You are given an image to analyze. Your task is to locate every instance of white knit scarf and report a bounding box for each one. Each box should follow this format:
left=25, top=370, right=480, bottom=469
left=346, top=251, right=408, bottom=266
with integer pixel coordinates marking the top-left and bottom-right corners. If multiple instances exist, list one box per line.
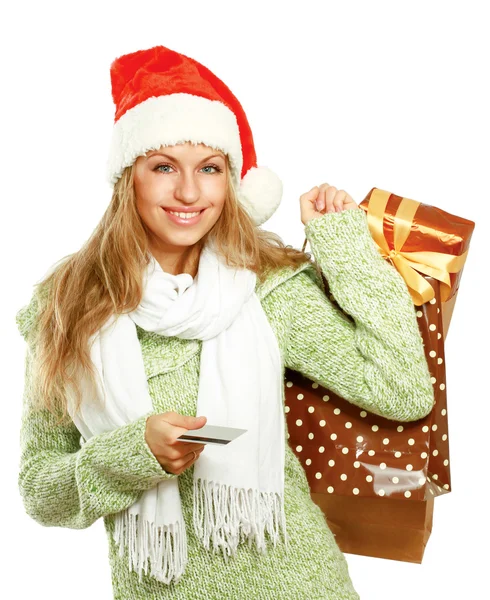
left=64, top=240, right=289, bottom=584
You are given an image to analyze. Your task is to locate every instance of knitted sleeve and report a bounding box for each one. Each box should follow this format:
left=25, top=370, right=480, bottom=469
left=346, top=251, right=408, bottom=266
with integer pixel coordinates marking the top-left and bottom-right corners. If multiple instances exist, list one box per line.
left=15, top=295, right=177, bottom=529
left=283, top=207, right=435, bottom=422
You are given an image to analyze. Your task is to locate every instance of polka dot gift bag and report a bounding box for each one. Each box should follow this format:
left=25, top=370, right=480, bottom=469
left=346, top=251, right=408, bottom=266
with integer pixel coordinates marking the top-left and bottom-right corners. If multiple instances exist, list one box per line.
left=286, top=188, right=475, bottom=563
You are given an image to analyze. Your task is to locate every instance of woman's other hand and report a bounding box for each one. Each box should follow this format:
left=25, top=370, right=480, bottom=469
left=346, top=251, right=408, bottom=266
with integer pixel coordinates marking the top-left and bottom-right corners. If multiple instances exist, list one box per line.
left=300, top=183, right=358, bottom=226
left=145, top=412, right=207, bottom=474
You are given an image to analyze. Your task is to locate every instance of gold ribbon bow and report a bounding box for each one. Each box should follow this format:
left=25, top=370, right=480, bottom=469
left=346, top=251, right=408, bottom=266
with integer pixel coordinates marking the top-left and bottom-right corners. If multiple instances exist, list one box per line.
left=367, top=189, right=468, bottom=306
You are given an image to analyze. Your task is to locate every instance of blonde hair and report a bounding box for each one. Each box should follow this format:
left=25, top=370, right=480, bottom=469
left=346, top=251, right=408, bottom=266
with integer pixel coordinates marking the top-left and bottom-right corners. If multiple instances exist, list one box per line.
left=20, top=155, right=313, bottom=427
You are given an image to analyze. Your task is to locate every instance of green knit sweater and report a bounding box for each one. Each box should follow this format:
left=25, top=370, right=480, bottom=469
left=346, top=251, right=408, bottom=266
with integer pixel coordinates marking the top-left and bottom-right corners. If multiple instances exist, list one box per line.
left=15, top=208, right=435, bottom=600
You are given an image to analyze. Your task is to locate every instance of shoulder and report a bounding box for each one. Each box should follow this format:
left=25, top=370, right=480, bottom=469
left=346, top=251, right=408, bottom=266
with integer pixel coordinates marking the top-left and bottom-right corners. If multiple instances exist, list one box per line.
left=16, top=292, right=41, bottom=344
left=15, top=257, right=69, bottom=344
left=15, top=282, right=52, bottom=346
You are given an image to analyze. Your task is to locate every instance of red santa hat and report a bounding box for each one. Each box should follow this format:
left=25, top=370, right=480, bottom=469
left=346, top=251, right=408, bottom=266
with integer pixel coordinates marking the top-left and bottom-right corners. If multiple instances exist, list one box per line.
left=106, top=45, right=283, bottom=226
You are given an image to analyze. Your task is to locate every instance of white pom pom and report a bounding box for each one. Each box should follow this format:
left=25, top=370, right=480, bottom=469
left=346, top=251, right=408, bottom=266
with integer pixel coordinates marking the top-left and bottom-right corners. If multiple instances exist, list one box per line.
left=237, top=166, right=283, bottom=226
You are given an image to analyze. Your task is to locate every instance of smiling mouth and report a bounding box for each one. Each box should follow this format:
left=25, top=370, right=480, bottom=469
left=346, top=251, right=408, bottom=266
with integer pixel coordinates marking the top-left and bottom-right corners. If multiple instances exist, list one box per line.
left=161, top=207, right=207, bottom=224
left=162, top=206, right=206, bottom=214
left=164, top=209, right=204, bottom=217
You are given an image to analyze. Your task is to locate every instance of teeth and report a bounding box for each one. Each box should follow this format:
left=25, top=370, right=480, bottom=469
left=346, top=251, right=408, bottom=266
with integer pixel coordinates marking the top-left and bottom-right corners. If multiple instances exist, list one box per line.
left=167, top=210, right=202, bottom=219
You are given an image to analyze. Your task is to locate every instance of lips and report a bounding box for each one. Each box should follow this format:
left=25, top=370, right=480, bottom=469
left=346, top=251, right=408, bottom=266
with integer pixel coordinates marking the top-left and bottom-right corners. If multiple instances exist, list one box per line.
left=164, top=209, right=204, bottom=216
left=162, top=207, right=207, bottom=225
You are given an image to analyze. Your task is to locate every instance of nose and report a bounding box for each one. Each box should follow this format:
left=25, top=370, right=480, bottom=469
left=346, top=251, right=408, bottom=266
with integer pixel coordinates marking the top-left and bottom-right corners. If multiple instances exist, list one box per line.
left=173, top=172, right=200, bottom=204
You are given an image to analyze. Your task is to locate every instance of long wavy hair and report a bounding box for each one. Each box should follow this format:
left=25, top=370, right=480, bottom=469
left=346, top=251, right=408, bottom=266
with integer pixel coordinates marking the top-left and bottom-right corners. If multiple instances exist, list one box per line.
left=22, top=153, right=314, bottom=427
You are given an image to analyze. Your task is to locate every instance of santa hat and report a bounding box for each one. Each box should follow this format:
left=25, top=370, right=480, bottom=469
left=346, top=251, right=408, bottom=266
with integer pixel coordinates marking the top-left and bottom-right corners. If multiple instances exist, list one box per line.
left=106, top=45, right=283, bottom=226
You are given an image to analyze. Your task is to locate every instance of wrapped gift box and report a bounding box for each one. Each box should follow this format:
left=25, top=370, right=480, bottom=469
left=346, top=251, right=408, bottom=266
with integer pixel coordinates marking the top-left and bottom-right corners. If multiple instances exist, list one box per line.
left=285, top=187, right=475, bottom=563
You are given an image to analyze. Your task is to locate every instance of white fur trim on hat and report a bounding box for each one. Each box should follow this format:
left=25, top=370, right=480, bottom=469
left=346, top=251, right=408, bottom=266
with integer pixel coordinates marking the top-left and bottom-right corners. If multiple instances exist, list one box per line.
left=106, top=92, right=282, bottom=225
left=106, top=93, right=242, bottom=187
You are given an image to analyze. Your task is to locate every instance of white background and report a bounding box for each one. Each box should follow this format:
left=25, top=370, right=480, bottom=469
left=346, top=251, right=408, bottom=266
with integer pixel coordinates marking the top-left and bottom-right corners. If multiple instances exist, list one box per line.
left=2, top=1, right=488, bottom=598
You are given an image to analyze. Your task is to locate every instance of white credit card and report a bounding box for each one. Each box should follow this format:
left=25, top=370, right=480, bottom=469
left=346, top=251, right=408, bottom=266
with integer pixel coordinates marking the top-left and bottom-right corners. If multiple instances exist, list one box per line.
left=177, top=424, right=247, bottom=446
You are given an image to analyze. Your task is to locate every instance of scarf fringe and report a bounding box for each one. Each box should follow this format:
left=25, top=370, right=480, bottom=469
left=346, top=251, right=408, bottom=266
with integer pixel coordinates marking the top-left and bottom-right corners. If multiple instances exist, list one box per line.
left=192, top=477, right=289, bottom=561
left=113, top=510, right=188, bottom=585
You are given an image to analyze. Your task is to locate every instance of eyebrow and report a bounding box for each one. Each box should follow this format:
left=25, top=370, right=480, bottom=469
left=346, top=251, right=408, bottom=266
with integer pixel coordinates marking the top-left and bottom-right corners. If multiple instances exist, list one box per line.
left=146, top=151, right=225, bottom=162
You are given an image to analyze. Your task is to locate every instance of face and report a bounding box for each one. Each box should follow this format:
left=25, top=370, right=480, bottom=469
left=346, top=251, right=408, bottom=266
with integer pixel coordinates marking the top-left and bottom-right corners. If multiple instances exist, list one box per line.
left=134, top=142, right=228, bottom=273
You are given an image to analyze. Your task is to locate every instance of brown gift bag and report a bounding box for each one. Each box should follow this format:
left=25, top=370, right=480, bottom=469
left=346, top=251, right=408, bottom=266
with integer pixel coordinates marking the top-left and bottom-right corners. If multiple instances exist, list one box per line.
left=285, top=188, right=475, bottom=563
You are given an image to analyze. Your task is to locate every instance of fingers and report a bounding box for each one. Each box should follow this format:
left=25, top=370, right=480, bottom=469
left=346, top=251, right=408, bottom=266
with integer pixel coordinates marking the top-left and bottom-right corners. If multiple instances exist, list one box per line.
left=173, top=440, right=207, bottom=451
left=146, top=412, right=209, bottom=474
left=161, top=411, right=207, bottom=431
left=156, top=411, right=207, bottom=446
left=164, top=442, right=206, bottom=461
left=169, top=446, right=205, bottom=475
left=301, top=184, right=356, bottom=218
left=317, top=185, right=347, bottom=213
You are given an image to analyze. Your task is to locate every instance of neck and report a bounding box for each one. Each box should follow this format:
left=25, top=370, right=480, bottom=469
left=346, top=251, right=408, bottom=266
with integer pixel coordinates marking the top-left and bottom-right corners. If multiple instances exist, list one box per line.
left=151, top=243, right=202, bottom=277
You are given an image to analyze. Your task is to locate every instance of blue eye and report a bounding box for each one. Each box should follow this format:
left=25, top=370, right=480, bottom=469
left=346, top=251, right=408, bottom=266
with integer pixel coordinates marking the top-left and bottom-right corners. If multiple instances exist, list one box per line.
left=155, top=163, right=223, bottom=174
left=156, top=164, right=172, bottom=173
left=201, top=165, right=222, bottom=174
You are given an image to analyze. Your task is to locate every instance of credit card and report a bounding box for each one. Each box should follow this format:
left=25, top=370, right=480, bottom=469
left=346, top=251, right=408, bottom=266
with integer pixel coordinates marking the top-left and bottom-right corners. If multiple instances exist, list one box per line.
left=177, top=424, right=247, bottom=446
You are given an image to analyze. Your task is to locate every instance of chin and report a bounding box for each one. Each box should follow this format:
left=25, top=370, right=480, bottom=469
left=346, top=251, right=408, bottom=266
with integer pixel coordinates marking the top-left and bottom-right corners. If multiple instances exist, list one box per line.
left=160, top=231, right=206, bottom=247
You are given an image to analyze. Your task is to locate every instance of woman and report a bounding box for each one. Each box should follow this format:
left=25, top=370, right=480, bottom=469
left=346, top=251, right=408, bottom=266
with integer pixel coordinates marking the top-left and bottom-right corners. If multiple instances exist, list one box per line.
left=16, top=45, right=435, bottom=599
